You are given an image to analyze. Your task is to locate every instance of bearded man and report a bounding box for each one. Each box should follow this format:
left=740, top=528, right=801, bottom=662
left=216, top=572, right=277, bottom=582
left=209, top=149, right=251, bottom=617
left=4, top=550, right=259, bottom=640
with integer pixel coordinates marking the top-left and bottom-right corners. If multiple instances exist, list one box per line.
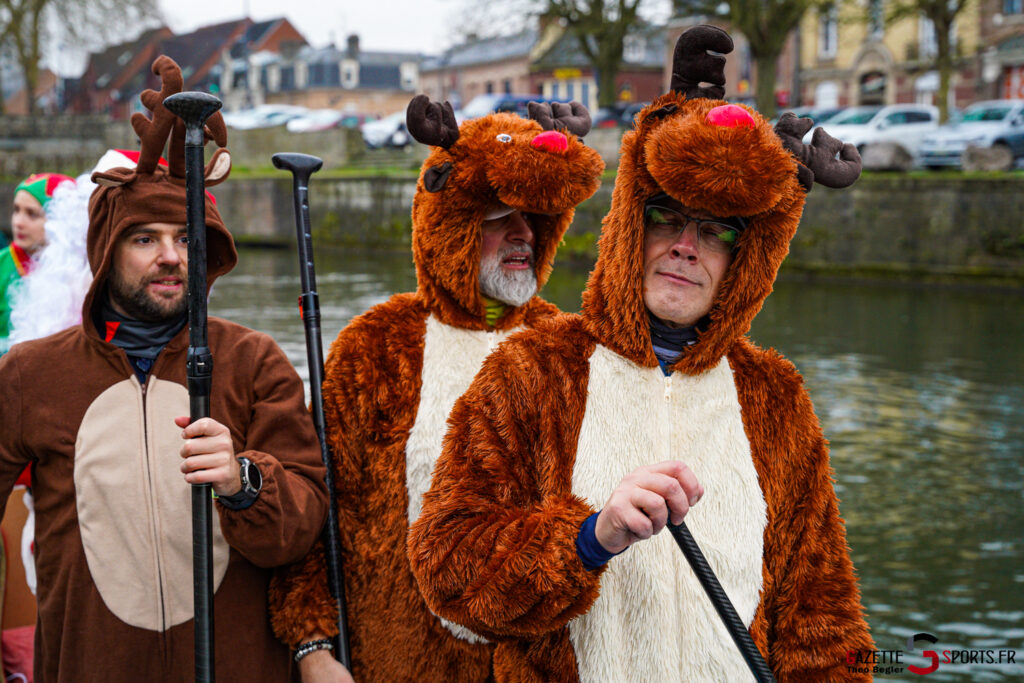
left=269, top=95, right=604, bottom=682
left=0, top=57, right=328, bottom=681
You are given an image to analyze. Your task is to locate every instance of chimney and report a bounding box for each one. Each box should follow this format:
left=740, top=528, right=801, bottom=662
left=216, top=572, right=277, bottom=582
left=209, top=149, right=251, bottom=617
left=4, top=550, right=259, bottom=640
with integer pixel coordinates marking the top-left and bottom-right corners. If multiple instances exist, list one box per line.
left=346, top=34, right=360, bottom=60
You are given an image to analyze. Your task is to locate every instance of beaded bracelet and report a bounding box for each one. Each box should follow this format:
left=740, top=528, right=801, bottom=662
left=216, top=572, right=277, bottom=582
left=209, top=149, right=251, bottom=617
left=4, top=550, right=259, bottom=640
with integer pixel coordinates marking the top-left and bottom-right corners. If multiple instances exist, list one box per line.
left=294, top=638, right=334, bottom=663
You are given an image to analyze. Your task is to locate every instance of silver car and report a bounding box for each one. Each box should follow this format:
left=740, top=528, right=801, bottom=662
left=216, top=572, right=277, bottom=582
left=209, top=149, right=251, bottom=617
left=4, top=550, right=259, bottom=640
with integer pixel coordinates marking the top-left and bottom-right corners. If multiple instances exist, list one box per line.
left=919, top=100, right=1024, bottom=169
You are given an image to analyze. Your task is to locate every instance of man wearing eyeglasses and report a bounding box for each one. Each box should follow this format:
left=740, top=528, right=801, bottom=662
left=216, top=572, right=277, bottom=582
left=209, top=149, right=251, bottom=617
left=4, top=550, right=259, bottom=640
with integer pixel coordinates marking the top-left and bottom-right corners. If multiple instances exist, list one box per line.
left=409, top=25, right=873, bottom=682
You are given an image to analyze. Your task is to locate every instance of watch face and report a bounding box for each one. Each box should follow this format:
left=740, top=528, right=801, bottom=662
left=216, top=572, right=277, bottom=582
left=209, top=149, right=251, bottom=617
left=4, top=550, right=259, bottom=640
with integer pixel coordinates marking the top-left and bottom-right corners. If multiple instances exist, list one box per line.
left=246, top=460, right=262, bottom=491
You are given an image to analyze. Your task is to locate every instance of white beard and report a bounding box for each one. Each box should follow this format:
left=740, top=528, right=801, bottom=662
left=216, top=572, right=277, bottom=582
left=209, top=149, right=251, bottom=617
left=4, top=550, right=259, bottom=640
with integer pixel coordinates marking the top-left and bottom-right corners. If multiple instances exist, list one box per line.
left=479, top=245, right=538, bottom=307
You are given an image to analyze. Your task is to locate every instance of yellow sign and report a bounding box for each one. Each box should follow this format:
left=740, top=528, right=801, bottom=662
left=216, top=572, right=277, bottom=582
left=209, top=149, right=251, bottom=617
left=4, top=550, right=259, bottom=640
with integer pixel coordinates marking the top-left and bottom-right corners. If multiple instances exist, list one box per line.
left=554, top=68, right=582, bottom=80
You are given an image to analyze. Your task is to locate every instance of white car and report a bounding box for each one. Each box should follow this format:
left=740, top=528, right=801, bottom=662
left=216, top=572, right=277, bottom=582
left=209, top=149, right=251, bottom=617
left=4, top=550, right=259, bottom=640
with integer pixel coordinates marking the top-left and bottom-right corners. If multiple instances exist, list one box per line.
left=222, top=105, right=308, bottom=130
left=919, top=100, right=1024, bottom=168
left=285, top=109, right=346, bottom=133
left=806, top=104, right=939, bottom=158
left=361, top=111, right=410, bottom=149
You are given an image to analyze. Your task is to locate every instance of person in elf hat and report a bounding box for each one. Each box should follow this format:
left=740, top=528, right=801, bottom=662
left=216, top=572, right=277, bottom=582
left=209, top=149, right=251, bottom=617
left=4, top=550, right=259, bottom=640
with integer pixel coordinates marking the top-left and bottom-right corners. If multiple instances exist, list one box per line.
left=0, top=56, right=328, bottom=681
left=268, top=95, right=604, bottom=682
left=1, top=173, right=74, bottom=354
left=409, top=26, right=874, bottom=682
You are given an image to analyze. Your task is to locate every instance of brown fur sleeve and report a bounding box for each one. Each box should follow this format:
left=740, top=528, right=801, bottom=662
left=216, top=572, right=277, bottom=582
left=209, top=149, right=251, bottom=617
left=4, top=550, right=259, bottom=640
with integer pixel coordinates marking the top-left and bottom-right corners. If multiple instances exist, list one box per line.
left=730, top=341, right=874, bottom=681
left=408, top=316, right=602, bottom=641
left=270, top=294, right=428, bottom=647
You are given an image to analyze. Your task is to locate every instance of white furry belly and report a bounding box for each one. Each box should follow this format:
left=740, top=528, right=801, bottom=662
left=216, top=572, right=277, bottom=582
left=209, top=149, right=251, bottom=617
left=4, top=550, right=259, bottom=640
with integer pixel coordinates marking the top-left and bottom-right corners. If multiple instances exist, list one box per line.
left=568, top=346, right=767, bottom=682
left=406, top=314, right=519, bottom=643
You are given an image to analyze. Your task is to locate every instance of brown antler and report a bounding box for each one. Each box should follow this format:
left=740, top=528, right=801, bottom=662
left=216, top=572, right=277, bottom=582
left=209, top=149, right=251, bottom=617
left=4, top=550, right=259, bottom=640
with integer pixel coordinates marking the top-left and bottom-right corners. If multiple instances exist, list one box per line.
left=527, top=101, right=591, bottom=137
left=131, top=56, right=184, bottom=175
left=407, top=95, right=460, bottom=149
left=774, top=112, right=862, bottom=191
left=670, top=25, right=733, bottom=100
left=167, top=112, right=229, bottom=180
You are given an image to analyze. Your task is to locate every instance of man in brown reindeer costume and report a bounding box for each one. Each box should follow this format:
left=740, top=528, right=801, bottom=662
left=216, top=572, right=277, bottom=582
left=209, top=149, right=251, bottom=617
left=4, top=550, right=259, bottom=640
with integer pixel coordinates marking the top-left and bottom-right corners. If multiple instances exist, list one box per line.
left=0, top=56, right=328, bottom=681
left=269, top=97, right=604, bottom=680
left=410, top=26, right=874, bottom=682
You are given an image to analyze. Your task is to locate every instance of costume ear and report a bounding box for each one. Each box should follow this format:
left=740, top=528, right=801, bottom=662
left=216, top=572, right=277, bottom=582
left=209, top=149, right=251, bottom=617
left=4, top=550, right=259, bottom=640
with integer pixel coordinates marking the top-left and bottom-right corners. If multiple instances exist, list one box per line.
left=204, top=148, right=231, bottom=187
left=91, top=168, right=135, bottom=187
left=423, top=161, right=453, bottom=193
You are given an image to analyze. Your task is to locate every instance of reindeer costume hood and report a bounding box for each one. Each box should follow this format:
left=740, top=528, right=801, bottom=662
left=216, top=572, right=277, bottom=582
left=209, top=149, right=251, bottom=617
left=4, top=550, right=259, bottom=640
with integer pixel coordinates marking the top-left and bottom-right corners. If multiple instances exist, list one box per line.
left=409, top=26, right=873, bottom=682
left=407, top=96, right=604, bottom=329
left=582, top=25, right=859, bottom=375
left=84, top=56, right=236, bottom=322
left=269, top=98, right=604, bottom=681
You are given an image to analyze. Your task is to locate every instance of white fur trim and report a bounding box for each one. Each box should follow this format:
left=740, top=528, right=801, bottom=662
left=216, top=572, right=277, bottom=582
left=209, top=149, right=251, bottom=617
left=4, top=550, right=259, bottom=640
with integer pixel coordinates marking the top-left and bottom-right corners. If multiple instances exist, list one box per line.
left=406, top=314, right=519, bottom=643
left=569, top=346, right=767, bottom=682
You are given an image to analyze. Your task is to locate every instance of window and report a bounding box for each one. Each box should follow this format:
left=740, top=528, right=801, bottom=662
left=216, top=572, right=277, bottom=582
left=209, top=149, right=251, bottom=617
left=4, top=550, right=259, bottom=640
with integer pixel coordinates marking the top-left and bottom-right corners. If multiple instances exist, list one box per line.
left=1005, top=0, right=1023, bottom=15
left=581, top=81, right=590, bottom=108
left=279, top=66, right=295, bottom=91
left=869, top=0, right=884, bottom=40
left=906, top=111, right=934, bottom=122
left=503, top=79, right=512, bottom=94
left=567, top=81, right=575, bottom=100
left=623, top=35, right=645, bottom=62
left=819, top=5, right=838, bottom=59
left=485, top=81, right=494, bottom=94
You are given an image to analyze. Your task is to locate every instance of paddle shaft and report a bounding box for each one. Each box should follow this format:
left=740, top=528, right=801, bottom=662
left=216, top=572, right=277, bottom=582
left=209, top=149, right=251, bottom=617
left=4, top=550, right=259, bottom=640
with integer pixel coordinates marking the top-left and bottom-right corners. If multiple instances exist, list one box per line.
left=273, top=153, right=352, bottom=669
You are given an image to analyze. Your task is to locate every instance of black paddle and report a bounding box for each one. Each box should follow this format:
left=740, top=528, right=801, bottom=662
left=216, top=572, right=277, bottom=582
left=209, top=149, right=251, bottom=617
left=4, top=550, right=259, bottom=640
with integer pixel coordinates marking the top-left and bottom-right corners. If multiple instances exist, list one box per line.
left=271, top=152, right=352, bottom=671
left=667, top=518, right=776, bottom=682
left=163, top=90, right=222, bottom=683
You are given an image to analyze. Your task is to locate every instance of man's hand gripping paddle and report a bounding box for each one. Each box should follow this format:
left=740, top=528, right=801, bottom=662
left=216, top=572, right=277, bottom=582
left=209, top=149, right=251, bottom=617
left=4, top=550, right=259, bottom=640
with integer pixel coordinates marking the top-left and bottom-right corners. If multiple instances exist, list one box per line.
left=163, top=90, right=221, bottom=683
left=271, top=152, right=352, bottom=671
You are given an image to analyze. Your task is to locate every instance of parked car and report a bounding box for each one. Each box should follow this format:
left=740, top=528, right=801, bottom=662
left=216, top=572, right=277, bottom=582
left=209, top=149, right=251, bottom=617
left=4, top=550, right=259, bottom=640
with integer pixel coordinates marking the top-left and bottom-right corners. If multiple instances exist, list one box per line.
left=223, top=105, right=308, bottom=130
left=361, top=111, right=411, bottom=149
left=807, top=104, right=939, bottom=158
left=594, top=102, right=650, bottom=128
left=919, top=100, right=1024, bottom=168
left=286, top=109, right=347, bottom=133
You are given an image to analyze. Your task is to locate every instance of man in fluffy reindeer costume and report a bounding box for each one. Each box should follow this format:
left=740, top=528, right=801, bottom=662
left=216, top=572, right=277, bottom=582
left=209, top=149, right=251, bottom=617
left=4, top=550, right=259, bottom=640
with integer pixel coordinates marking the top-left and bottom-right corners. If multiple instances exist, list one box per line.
left=269, top=96, right=604, bottom=680
left=409, top=26, right=874, bottom=682
left=0, top=56, right=328, bottom=680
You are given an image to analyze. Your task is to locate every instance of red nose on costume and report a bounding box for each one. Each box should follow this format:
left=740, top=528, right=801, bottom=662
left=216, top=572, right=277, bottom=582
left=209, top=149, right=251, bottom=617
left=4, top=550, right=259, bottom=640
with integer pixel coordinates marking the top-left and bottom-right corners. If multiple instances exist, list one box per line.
left=531, top=130, right=569, bottom=153
left=706, top=104, right=755, bottom=129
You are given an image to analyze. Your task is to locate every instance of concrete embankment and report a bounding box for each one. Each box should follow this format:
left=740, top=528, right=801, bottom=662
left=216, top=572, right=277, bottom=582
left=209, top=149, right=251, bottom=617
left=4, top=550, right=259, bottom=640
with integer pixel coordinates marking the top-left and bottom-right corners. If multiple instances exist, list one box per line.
left=215, top=173, right=1024, bottom=285
left=3, top=172, right=1022, bottom=285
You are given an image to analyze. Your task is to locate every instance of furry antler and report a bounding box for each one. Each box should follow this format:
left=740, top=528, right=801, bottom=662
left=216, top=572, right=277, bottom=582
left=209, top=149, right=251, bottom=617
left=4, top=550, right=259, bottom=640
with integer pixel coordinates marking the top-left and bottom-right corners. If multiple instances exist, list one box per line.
left=774, top=113, right=862, bottom=191
left=407, top=95, right=460, bottom=149
left=670, top=25, right=734, bottom=100
left=131, top=56, right=183, bottom=175
left=527, top=101, right=591, bottom=137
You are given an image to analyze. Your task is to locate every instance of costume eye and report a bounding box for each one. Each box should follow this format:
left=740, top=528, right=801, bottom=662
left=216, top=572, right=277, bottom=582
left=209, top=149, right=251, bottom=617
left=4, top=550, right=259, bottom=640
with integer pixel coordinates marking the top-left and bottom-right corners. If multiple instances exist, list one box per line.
left=496, top=133, right=512, bottom=143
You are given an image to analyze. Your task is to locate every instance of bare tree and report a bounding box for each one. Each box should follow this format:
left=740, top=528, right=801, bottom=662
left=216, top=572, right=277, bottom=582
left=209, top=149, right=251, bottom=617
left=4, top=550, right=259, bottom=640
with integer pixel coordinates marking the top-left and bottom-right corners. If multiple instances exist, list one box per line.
left=674, top=0, right=820, bottom=118
left=0, top=0, right=159, bottom=114
left=882, top=0, right=970, bottom=123
left=546, top=0, right=647, bottom=108
left=451, top=0, right=662, bottom=109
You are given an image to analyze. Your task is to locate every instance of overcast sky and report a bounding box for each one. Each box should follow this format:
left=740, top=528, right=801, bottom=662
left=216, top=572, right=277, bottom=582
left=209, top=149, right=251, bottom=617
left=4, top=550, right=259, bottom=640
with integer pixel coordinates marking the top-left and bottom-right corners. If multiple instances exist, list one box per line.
left=159, top=0, right=461, bottom=55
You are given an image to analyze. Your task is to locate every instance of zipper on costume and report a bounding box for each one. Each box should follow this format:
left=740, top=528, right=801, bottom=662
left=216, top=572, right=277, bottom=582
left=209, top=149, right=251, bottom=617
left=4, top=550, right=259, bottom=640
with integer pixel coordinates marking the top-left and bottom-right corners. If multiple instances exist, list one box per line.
left=138, top=377, right=169, bottom=636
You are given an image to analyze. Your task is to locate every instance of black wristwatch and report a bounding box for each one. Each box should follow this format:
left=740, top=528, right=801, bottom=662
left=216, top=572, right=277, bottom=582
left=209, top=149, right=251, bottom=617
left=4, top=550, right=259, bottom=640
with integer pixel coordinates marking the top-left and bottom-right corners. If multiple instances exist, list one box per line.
left=218, top=457, right=262, bottom=510
left=238, top=456, right=262, bottom=497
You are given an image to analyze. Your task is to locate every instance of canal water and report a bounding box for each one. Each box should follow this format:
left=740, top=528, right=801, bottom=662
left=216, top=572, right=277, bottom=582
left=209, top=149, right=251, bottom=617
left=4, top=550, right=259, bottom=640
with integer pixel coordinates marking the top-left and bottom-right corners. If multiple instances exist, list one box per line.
left=212, top=247, right=1024, bottom=681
